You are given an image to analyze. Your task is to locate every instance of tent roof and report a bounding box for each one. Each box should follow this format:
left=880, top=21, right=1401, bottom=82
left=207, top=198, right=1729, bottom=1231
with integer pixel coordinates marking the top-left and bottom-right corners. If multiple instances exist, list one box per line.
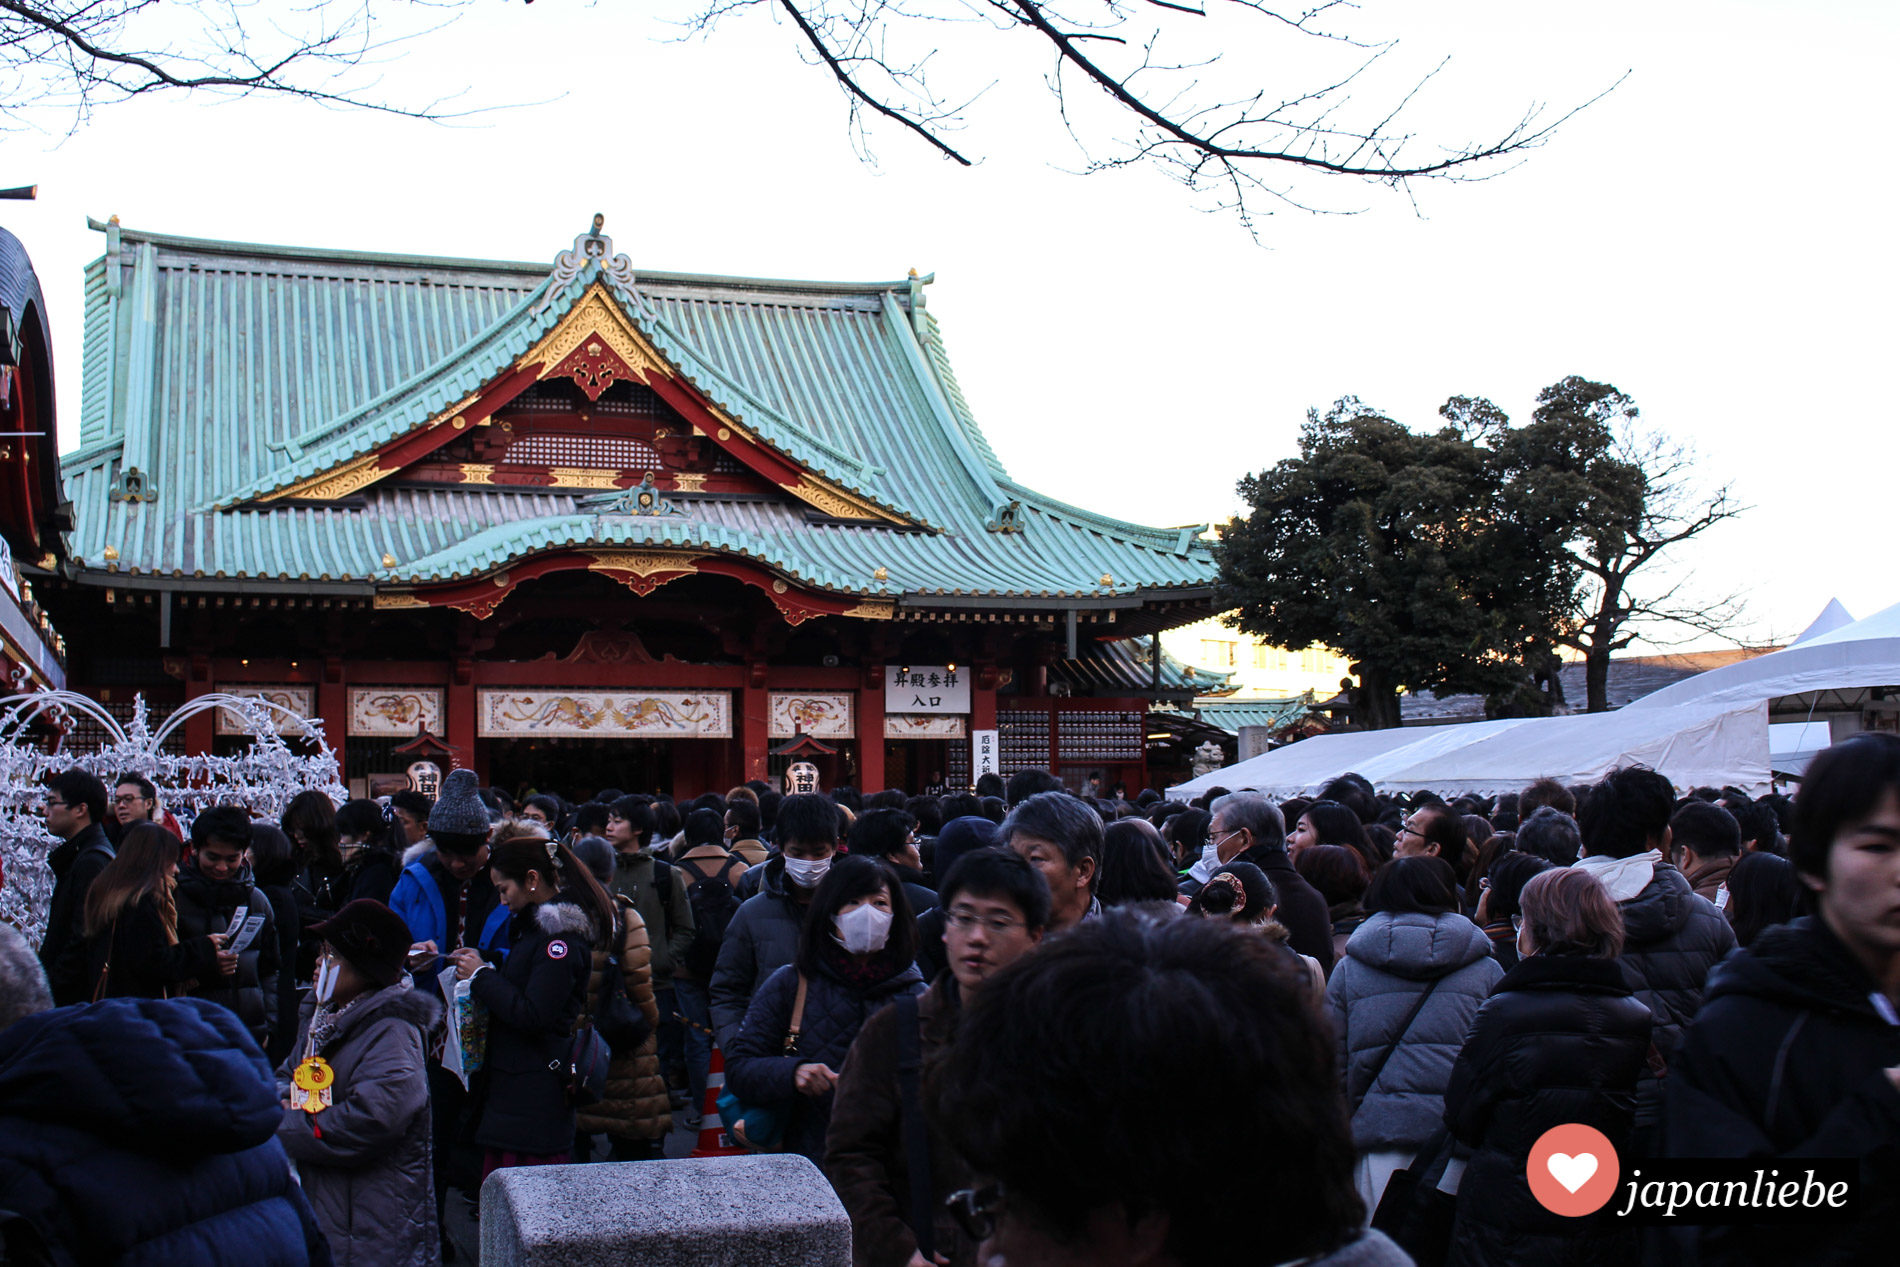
left=1627, top=598, right=1900, bottom=714
left=1791, top=598, right=1855, bottom=646
left=1171, top=704, right=1769, bottom=799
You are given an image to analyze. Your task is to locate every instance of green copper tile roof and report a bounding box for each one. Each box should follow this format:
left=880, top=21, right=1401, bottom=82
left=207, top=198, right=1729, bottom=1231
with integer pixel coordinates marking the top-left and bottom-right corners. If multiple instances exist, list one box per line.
left=1189, top=698, right=1319, bottom=735
left=65, top=221, right=1218, bottom=604
left=1052, top=636, right=1235, bottom=697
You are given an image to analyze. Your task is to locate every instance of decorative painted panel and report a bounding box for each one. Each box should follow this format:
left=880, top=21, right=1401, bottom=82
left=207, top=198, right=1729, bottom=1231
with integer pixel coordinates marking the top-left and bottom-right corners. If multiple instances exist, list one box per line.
left=214, top=686, right=316, bottom=735
left=477, top=690, right=732, bottom=738
left=347, top=688, right=445, bottom=737
left=769, top=692, right=855, bottom=739
left=885, top=713, right=968, bottom=740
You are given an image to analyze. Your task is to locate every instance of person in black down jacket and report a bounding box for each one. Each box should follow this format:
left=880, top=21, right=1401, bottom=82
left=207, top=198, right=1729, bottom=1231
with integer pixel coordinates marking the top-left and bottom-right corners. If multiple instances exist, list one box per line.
left=1443, top=867, right=1653, bottom=1267
left=1574, top=765, right=1735, bottom=1153
left=0, top=926, right=332, bottom=1266
left=251, top=822, right=308, bottom=1066
left=449, top=835, right=611, bottom=1179
left=36, top=768, right=115, bottom=1005
left=726, top=855, right=926, bottom=1165
left=1663, top=735, right=1900, bottom=1265
left=178, top=805, right=283, bottom=1049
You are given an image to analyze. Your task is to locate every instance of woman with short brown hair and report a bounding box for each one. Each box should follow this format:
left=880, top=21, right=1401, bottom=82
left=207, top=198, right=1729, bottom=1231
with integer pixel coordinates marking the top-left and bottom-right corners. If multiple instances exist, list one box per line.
left=1438, top=867, right=1654, bottom=1266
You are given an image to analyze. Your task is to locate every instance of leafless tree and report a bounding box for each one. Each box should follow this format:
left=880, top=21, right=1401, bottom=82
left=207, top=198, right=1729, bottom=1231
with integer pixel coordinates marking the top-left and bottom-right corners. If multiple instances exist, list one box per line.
left=684, top=0, right=1625, bottom=229
left=0, top=0, right=478, bottom=127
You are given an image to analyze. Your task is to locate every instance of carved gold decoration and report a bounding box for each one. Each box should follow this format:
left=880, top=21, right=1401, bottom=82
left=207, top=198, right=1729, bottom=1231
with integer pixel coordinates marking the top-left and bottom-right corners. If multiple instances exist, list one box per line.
left=791, top=478, right=886, bottom=521
left=459, top=464, right=496, bottom=484
left=1100, top=573, right=1115, bottom=587
left=373, top=591, right=430, bottom=609
left=842, top=599, right=896, bottom=620
left=873, top=567, right=888, bottom=581
left=452, top=415, right=467, bottom=430
left=716, top=427, right=731, bottom=441
left=276, top=453, right=386, bottom=503
left=547, top=466, right=623, bottom=490
left=670, top=472, right=707, bottom=493
left=586, top=550, right=705, bottom=578
left=101, top=545, right=119, bottom=561
left=516, top=285, right=666, bottom=390
left=380, top=553, right=398, bottom=568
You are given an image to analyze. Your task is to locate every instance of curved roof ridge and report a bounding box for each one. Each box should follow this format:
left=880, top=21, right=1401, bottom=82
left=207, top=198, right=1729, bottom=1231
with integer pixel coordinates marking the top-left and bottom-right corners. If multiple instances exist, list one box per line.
left=1000, top=477, right=1211, bottom=553
left=90, top=218, right=921, bottom=298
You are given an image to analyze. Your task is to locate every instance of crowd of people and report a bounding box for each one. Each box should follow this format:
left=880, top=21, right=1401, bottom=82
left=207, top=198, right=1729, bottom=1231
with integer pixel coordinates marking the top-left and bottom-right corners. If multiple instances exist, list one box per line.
left=1, top=747, right=1897, bottom=1265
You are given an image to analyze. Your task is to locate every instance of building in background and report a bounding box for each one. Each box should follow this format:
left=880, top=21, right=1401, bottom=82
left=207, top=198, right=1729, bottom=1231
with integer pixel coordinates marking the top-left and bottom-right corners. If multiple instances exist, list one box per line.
left=39, top=218, right=1223, bottom=796
left=1161, top=614, right=1353, bottom=701
left=0, top=226, right=68, bottom=697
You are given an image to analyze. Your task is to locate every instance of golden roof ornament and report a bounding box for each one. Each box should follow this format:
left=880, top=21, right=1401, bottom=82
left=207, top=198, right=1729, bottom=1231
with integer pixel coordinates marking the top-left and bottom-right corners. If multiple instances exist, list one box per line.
left=873, top=567, right=888, bottom=581
left=1100, top=573, right=1114, bottom=587
left=381, top=553, right=397, bottom=568
left=101, top=545, right=119, bottom=561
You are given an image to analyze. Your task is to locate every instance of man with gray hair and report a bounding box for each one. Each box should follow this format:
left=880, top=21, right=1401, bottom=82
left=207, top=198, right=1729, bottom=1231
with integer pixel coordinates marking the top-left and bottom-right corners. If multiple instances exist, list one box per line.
left=1186, top=791, right=1334, bottom=972
left=998, top=791, right=1103, bottom=933
left=0, top=924, right=53, bottom=1034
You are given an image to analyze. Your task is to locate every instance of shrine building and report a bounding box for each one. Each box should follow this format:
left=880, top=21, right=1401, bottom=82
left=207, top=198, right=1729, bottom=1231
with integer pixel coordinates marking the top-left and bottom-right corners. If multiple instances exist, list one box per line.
left=45, top=217, right=1223, bottom=797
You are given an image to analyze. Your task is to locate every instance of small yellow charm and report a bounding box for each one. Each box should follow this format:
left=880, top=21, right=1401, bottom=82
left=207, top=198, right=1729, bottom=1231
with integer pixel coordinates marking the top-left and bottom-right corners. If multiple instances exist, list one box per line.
left=292, top=1056, right=335, bottom=1114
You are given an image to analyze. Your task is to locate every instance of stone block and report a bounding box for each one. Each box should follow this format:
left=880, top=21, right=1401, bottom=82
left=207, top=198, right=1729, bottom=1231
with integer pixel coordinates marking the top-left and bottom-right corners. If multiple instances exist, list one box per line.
left=480, top=1153, right=852, bottom=1266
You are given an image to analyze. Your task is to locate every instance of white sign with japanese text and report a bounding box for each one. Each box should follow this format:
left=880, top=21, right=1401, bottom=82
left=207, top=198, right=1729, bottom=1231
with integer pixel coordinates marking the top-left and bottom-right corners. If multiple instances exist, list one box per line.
left=972, top=729, right=998, bottom=780
left=884, top=665, right=970, bottom=715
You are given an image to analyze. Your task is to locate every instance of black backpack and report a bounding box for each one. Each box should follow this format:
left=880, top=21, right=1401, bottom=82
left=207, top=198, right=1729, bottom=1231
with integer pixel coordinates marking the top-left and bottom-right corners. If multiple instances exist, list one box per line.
left=678, top=854, right=743, bottom=980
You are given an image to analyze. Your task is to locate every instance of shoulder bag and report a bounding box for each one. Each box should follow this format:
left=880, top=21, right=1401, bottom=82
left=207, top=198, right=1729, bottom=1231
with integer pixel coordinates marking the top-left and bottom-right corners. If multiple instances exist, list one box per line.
left=718, top=972, right=809, bottom=1153
left=1366, top=975, right=1454, bottom=1265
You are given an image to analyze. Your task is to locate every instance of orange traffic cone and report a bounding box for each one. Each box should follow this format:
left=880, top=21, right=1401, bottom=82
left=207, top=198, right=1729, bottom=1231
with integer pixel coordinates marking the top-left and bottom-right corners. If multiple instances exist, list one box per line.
left=690, top=1043, right=746, bottom=1157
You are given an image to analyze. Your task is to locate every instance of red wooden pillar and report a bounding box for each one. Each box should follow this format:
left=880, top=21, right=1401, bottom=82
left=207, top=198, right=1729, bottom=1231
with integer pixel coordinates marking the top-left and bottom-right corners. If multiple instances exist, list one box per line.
left=184, top=654, right=215, bottom=756
left=317, top=657, right=348, bottom=767
left=858, top=666, right=886, bottom=793
left=449, top=661, right=479, bottom=778
left=972, top=665, right=998, bottom=733
left=742, top=666, right=769, bottom=784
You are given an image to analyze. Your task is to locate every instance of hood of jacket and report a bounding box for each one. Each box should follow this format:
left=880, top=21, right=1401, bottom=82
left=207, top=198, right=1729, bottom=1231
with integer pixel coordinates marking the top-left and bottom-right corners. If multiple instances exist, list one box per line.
left=312, top=981, right=442, bottom=1050
left=1700, top=915, right=1885, bottom=1023
left=0, top=997, right=280, bottom=1157
left=401, top=840, right=436, bottom=867
left=534, top=896, right=597, bottom=943
left=1616, top=861, right=1699, bottom=947
left=1344, top=910, right=1495, bottom=980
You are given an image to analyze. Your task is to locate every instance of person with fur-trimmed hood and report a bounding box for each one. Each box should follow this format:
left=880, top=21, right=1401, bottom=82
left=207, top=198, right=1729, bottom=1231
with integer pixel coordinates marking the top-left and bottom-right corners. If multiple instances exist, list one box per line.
left=448, top=833, right=617, bottom=1177
left=278, top=899, right=442, bottom=1267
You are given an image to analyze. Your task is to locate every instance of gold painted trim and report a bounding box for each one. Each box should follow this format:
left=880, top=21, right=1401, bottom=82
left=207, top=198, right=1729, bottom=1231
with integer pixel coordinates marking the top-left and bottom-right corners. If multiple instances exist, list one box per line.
left=669, top=472, right=707, bottom=493
left=373, top=591, right=430, bottom=610
left=841, top=599, right=896, bottom=620
left=585, top=550, right=705, bottom=578
left=459, top=463, right=496, bottom=485
left=547, top=466, right=623, bottom=490
left=515, top=285, right=665, bottom=386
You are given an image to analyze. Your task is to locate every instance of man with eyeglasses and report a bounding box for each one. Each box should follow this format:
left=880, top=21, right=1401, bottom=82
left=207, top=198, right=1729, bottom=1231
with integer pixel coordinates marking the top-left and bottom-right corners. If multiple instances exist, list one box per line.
left=36, top=769, right=114, bottom=1005
left=828, top=848, right=1050, bottom=1267
left=1183, top=792, right=1334, bottom=974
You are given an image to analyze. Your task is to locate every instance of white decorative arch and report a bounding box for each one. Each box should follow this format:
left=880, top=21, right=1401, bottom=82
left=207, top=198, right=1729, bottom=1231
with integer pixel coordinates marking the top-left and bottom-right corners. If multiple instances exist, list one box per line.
left=0, top=690, right=344, bottom=947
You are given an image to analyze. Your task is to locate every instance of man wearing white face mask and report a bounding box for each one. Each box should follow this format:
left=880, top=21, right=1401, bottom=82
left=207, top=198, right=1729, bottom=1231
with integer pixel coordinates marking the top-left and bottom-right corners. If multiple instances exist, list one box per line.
left=711, top=793, right=844, bottom=1052
left=725, top=855, right=925, bottom=1166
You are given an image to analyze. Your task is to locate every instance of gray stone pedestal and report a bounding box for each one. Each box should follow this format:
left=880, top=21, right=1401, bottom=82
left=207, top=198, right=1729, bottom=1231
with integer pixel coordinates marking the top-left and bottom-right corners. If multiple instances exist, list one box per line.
left=479, top=1154, right=851, bottom=1266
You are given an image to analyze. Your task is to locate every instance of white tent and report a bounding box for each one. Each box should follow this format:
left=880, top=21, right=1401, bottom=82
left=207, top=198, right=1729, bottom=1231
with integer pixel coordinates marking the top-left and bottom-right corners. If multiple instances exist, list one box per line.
left=1170, top=704, right=1769, bottom=799
left=1627, top=598, right=1900, bottom=715
left=1791, top=598, right=1855, bottom=645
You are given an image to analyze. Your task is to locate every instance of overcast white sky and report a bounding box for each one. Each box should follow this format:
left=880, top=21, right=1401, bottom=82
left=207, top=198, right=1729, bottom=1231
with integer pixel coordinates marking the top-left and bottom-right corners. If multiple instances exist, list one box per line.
left=3, top=0, right=1893, bottom=648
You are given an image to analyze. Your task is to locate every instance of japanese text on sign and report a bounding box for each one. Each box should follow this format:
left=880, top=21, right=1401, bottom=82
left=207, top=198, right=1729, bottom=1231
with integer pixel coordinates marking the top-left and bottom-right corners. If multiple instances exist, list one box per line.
left=885, top=665, right=971, bottom=715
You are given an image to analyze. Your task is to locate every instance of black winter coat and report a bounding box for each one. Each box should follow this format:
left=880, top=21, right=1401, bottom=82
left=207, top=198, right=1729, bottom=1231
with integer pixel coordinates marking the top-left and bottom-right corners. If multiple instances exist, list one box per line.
left=710, top=857, right=812, bottom=1050
left=726, top=954, right=926, bottom=1165
left=175, top=864, right=282, bottom=1047
left=258, top=879, right=303, bottom=1066
left=1443, top=954, right=1654, bottom=1267
left=1663, top=916, right=1900, bottom=1265
left=1613, top=861, right=1735, bottom=1137
left=469, top=897, right=593, bottom=1156
left=85, top=893, right=223, bottom=1001
left=0, top=996, right=332, bottom=1266
left=38, top=823, right=114, bottom=1004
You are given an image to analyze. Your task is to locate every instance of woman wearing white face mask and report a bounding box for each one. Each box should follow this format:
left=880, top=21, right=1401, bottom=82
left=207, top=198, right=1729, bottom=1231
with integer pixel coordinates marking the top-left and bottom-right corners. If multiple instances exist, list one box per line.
left=724, top=855, right=926, bottom=1165
left=276, top=899, right=441, bottom=1267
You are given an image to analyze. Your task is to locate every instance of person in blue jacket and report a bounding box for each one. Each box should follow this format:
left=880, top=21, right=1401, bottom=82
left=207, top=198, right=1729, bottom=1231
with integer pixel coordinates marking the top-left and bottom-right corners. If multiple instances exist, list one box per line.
left=385, top=769, right=506, bottom=1261
left=0, top=922, right=333, bottom=1266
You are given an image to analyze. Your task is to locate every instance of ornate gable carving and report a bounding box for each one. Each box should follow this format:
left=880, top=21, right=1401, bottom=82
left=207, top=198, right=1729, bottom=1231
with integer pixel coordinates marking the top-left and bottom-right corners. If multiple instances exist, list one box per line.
left=518, top=287, right=665, bottom=395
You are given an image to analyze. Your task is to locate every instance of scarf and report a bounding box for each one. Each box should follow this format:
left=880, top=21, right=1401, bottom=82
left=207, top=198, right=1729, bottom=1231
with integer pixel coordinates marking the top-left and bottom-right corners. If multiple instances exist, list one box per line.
left=305, top=987, right=378, bottom=1061
left=1575, top=848, right=1661, bottom=902
left=818, top=935, right=911, bottom=989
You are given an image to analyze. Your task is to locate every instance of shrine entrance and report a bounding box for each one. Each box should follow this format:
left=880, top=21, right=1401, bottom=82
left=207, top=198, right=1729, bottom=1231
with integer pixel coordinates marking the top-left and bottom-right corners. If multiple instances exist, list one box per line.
left=484, top=737, right=680, bottom=802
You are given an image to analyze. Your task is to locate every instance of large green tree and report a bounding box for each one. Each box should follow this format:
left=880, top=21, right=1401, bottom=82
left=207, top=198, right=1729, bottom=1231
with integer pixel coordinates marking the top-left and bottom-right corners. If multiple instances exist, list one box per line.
left=1494, top=376, right=1746, bottom=713
left=1213, top=398, right=1552, bottom=729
